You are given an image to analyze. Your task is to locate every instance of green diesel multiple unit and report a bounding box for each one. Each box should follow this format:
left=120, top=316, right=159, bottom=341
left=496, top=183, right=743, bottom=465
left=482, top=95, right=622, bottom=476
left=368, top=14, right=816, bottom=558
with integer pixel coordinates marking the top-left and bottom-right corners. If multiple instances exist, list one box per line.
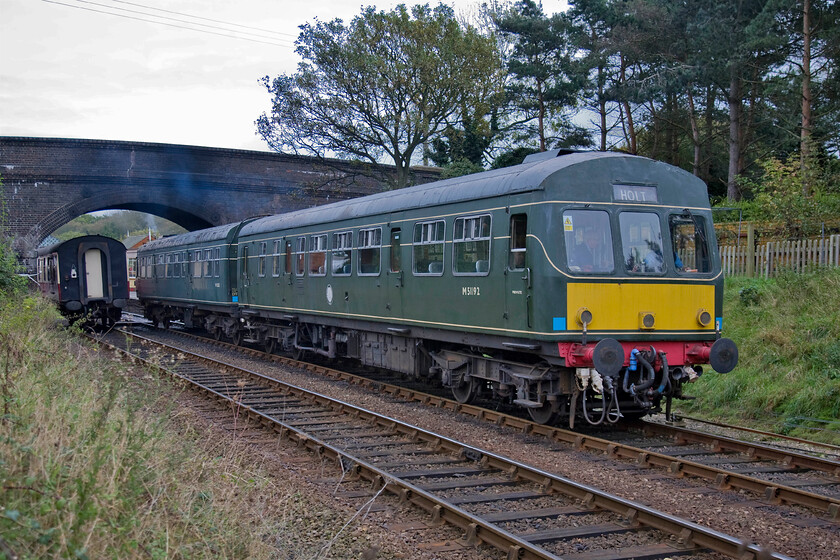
left=137, top=150, right=737, bottom=425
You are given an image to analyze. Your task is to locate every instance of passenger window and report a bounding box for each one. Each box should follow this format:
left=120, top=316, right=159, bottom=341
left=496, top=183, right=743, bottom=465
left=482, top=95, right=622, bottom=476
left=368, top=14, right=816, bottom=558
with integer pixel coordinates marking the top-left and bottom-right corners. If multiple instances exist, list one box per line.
left=203, top=249, right=212, bottom=277
left=331, top=232, right=353, bottom=276
left=619, top=212, right=664, bottom=274
left=390, top=229, right=401, bottom=273
left=358, top=227, right=381, bottom=275
left=309, top=235, right=327, bottom=276
left=412, top=220, right=446, bottom=276
left=193, top=251, right=201, bottom=278
left=272, top=241, right=281, bottom=277
left=670, top=213, right=711, bottom=274
left=564, top=210, right=615, bottom=274
left=413, top=220, right=445, bottom=275
left=453, top=215, right=491, bottom=275
left=509, top=214, right=527, bottom=270
left=295, top=237, right=306, bottom=276
left=258, top=242, right=267, bottom=277
left=214, top=248, right=221, bottom=277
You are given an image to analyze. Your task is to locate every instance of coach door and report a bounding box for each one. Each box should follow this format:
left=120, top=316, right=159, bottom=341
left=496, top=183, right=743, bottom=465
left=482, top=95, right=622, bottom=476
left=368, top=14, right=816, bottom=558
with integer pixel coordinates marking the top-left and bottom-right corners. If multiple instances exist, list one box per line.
left=385, top=228, right=404, bottom=319
left=505, top=214, right=532, bottom=329
left=84, top=248, right=106, bottom=300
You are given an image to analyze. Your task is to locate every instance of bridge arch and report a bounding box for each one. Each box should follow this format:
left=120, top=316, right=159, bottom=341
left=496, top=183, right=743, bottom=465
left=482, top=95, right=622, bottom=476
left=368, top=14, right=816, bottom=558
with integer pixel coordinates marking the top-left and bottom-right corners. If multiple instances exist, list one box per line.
left=0, top=137, right=440, bottom=262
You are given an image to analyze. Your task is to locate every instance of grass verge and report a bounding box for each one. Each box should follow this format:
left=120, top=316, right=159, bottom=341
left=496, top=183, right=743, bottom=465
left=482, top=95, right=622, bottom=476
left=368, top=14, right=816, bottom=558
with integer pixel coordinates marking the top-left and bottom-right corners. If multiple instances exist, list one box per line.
left=0, top=296, right=380, bottom=559
left=679, top=268, right=840, bottom=444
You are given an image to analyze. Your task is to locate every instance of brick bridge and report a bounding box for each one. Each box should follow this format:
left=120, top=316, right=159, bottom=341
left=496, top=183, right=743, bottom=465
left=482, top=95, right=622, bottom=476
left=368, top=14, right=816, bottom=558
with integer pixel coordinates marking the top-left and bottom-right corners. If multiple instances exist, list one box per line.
left=0, top=137, right=440, bottom=262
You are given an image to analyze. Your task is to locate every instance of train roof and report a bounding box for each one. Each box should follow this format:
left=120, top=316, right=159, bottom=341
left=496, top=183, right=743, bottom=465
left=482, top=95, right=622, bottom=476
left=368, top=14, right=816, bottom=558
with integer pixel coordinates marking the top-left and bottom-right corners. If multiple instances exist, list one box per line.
left=239, top=151, right=705, bottom=237
left=37, top=234, right=125, bottom=257
left=138, top=222, right=244, bottom=252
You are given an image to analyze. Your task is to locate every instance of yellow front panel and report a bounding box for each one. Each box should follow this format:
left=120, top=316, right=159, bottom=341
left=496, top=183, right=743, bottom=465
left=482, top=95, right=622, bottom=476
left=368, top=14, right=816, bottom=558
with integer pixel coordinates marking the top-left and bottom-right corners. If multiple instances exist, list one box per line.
left=566, top=283, right=715, bottom=332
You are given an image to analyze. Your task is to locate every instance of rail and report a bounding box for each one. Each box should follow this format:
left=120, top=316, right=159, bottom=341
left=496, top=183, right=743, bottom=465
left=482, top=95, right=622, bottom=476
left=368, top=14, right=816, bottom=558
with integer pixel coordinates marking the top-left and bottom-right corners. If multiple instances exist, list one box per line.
left=96, top=329, right=793, bottom=560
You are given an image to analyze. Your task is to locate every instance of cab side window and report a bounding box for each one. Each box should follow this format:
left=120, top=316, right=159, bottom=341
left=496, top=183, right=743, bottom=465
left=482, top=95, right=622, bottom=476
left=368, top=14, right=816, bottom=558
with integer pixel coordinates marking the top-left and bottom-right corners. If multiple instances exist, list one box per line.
left=669, top=213, right=711, bottom=273
left=509, top=214, right=527, bottom=270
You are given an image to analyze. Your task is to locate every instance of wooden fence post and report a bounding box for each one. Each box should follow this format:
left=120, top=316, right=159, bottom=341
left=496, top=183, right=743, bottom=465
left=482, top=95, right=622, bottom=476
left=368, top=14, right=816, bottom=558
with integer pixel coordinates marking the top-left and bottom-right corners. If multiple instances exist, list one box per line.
left=746, top=224, right=755, bottom=277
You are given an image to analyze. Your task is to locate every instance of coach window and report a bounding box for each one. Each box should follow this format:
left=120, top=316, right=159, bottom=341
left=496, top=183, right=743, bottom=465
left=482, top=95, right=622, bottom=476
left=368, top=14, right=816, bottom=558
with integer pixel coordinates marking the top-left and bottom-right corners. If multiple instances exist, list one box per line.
left=669, top=213, right=711, bottom=274
left=213, top=248, right=221, bottom=277
left=413, top=220, right=445, bottom=275
left=258, top=242, right=267, bottom=277
left=193, top=251, right=202, bottom=278
left=358, top=227, right=382, bottom=275
left=309, top=235, right=327, bottom=276
left=175, top=253, right=181, bottom=278
left=295, top=237, right=306, bottom=276
left=272, top=241, right=281, bottom=277
left=619, top=212, right=665, bottom=274
left=564, top=210, right=615, bottom=274
left=453, top=215, right=491, bottom=275
left=156, top=254, right=164, bottom=278
left=331, top=232, right=352, bottom=276
left=509, top=214, right=527, bottom=270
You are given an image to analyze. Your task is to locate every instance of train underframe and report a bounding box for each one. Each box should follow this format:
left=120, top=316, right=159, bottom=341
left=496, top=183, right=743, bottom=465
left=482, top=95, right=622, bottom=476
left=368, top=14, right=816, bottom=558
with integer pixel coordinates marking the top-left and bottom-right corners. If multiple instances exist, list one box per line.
left=145, top=302, right=734, bottom=426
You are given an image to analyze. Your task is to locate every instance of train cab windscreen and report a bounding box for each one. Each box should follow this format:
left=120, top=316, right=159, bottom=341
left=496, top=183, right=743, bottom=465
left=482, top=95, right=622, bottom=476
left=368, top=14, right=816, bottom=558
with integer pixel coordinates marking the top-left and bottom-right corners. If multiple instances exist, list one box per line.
left=564, top=210, right=615, bottom=274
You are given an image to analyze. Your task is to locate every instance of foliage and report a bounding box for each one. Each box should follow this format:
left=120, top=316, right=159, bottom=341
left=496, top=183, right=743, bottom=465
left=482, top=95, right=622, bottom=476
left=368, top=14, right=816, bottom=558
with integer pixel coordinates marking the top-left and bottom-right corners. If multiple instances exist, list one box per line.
left=52, top=210, right=186, bottom=243
left=257, top=3, right=503, bottom=189
left=679, top=269, right=840, bottom=444
left=493, top=0, right=588, bottom=151
left=737, top=152, right=840, bottom=237
left=0, top=177, right=27, bottom=296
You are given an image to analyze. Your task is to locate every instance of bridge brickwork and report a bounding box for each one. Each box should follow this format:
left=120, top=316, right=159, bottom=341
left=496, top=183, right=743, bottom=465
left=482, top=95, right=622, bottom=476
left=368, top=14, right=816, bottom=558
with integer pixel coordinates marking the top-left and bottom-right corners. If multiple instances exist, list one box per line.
left=0, top=137, right=439, bottom=261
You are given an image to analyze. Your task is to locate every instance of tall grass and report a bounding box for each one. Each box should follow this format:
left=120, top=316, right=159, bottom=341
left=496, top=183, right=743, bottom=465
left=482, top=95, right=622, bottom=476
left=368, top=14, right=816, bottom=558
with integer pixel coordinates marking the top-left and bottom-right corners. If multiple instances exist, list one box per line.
left=679, top=268, right=840, bottom=443
left=0, top=296, right=379, bottom=559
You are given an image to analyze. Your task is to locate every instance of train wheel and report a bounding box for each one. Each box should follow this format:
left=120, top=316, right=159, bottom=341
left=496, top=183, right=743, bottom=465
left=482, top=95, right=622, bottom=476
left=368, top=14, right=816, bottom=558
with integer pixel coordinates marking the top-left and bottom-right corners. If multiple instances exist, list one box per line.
left=213, top=327, right=223, bottom=341
left=451, top=378, right=479, bottom=404
left=264, top=337, right=276, bottom=355
left=231, top=329, right=243, bottom=347
left=161, top=317, right=170, bottom=330
left=528, top=403, right=559, bottom=425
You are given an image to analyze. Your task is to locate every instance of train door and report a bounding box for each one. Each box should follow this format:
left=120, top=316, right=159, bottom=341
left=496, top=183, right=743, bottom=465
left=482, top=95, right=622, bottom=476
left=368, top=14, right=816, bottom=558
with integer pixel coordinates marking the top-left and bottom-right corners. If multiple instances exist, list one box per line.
left=505, top=214, right=532, bottom=329
left=385, top=227, right=404, bottom=318
left=239, top=245, right=250, bottom=304
left=84, top=248, right=106, bottom=299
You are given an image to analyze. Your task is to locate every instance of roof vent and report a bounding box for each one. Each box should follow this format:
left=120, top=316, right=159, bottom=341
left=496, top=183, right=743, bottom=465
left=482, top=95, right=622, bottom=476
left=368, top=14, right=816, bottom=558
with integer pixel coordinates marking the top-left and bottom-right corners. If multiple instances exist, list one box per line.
left=522, top=148, right=584, bottom=164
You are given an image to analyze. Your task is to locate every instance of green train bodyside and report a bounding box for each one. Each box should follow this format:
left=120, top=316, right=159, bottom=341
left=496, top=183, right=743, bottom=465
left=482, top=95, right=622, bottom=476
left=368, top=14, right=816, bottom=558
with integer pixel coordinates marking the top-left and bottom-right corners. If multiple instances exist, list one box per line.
left=137, top=151, right=736, bottom=424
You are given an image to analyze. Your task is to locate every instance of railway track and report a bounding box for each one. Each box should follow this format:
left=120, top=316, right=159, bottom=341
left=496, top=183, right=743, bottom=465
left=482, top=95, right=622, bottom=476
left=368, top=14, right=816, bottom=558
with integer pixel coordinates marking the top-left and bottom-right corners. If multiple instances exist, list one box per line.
left=124, top=322, right=840, bottom=524
left=97, top=328, right=791, bottom=560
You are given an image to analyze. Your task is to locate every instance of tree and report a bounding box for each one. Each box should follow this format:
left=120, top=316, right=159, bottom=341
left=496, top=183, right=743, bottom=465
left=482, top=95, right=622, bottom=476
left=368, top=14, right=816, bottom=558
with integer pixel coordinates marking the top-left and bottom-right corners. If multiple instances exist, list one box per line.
left=256, top=4, right=503, bottom=189
left=494, top=0, right=586, bottom=151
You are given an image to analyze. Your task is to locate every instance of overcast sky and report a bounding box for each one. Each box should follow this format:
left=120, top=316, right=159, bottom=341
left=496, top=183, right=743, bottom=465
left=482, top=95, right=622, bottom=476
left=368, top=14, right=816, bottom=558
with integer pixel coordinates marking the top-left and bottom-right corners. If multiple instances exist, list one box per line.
left=1, top=0, right=568, bottom=152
